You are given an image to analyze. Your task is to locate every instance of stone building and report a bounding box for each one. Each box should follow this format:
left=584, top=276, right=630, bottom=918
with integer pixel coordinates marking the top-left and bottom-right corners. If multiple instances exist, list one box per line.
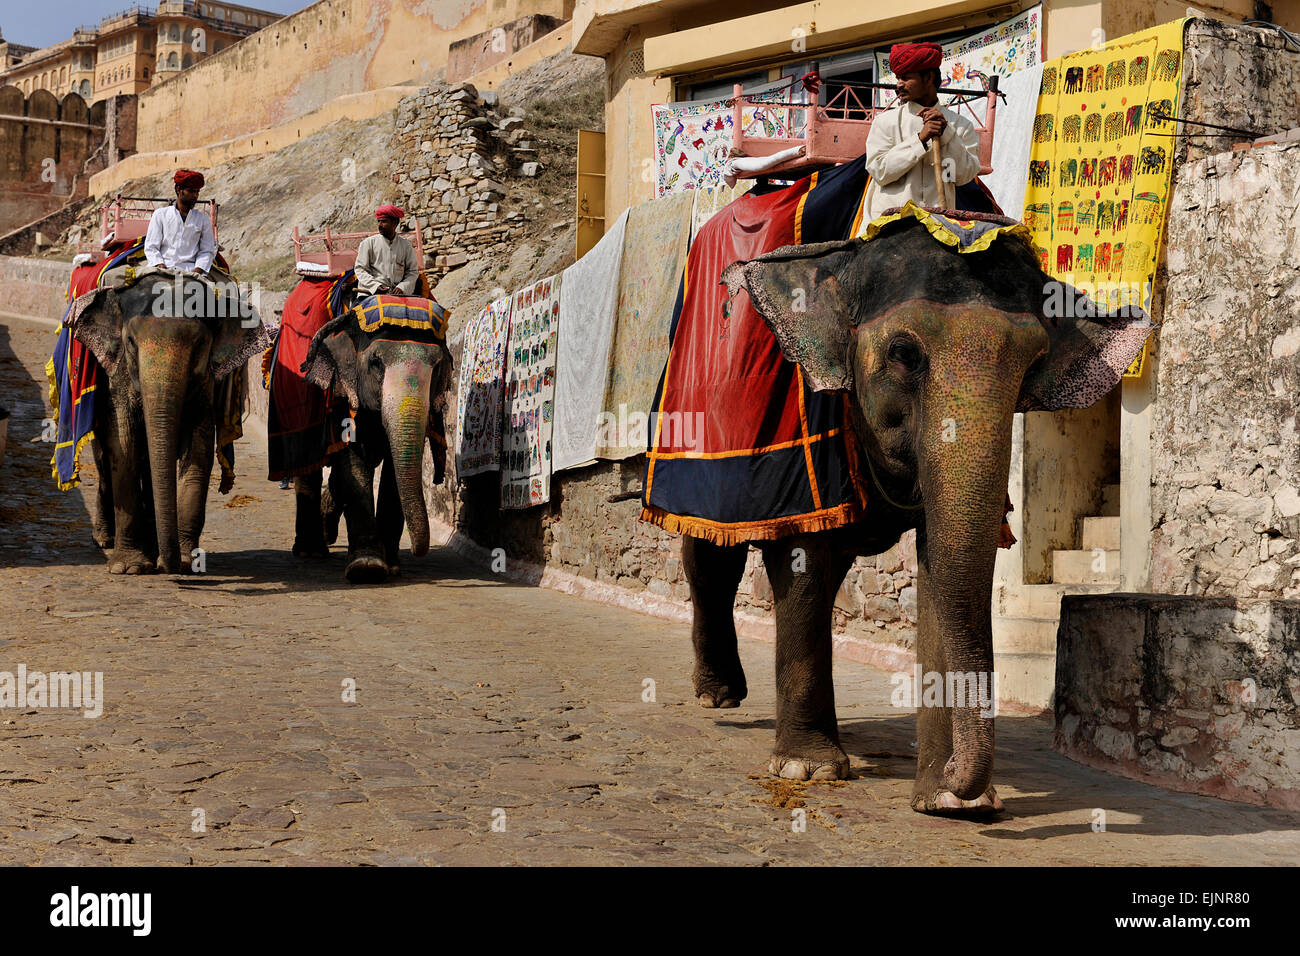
left=0, top=1, right=281, bottom=104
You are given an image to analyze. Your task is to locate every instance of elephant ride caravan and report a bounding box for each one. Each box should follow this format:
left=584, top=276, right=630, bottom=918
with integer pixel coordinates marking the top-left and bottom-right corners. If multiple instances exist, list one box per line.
left=48, top=193, right=270, bottom=575
left=641, top=49, right=1154, bottom=813
left=264, top=215, right=452, bottom=584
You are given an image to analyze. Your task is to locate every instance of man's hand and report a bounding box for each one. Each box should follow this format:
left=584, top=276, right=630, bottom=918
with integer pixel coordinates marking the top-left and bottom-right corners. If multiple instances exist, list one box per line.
left=918, top=106, right=947, bottom=144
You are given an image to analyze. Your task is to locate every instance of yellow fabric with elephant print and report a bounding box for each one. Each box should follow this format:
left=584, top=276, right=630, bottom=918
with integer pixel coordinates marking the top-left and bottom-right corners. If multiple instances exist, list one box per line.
left=1022, top=18, right=1186, bottom=376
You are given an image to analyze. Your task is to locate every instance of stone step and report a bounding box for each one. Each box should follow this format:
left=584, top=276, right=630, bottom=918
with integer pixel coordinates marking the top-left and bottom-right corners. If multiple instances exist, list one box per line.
left=995, top=651, right=1056, bottom=712
left=1052, top=548, right=1122, bottom=585
left=1080, top=515, right=1121, bottom=550
left=1099, top=482, right=1120, bottom=517
left=992, top=614, right=1059, bottom=655
left=995, top=582, right=1119, bottom=619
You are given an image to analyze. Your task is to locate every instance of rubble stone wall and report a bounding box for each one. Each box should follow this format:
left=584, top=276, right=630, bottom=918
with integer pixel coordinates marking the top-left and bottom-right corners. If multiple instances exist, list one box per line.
left=390, top=83, right=540, bottom=278
left=1056, top=593, right=1300, bottom=809
left=1152, top=140, right=1300, bottom=597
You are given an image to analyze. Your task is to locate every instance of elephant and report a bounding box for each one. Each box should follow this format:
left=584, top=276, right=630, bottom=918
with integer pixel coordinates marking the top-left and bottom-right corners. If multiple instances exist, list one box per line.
left=1139, top=145, right=1166, bottom=175
left=684, top=216, right=1149, bottom=813
left=1128, top=56, right=1149, bottom=86
left=1084, top=64, right=1104, bottom=91
left=1061, top=115, right=1081, bottom=143
left=299, top=308, right=452, bottom=583
left=1154, top=48, right=1181, bottom=82
left=1040, top=66, right=1058, bottom=95
left=1083, top=113, right=1102, bottom=142
left=1063, top=66, right=1083, bottom=93
left=1104, top=111, right=1124, bottom=142
left=1028, top=161, right=1051, bottom=188
left=72, top=271, right=269, bottom=573
left=1105, top=59, right=1126, bottom=89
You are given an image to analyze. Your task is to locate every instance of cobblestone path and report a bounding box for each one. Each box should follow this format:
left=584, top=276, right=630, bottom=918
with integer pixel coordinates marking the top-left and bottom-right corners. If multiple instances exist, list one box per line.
left=2, top=315, right=1299, bottom=865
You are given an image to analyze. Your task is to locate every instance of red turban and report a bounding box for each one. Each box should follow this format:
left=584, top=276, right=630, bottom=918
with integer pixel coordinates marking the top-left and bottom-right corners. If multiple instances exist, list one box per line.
left=375, top=204, right=405, bottom=221
left=889, top=42, right=943, bottom=76
left=174, top=169, right=205, bottom=190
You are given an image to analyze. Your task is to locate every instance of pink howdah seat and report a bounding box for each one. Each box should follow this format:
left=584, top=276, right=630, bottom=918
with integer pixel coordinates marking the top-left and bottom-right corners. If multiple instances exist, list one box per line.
left=730, top=77, right=1001, bottom=179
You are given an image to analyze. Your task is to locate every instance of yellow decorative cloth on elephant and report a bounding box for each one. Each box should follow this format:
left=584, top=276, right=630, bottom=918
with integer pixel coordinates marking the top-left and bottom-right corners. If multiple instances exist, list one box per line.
left=351, top=294, right=449, bottom=340
left=862, top=201, right=1032, bottom=252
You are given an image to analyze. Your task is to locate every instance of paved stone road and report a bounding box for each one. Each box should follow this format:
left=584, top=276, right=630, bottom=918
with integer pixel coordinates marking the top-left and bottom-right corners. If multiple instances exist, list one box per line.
left=3, top=314, right=1300, bottom=865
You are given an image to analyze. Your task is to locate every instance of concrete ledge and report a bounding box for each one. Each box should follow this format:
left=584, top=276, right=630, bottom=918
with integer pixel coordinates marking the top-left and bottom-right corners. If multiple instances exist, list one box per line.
left=0, top=256, right=74, bottom=321
left=463, top=22, right=575, bottom=91
left=89, top=87, right=411, bottom=198
left=1055, top=593, right=1300, bottom=809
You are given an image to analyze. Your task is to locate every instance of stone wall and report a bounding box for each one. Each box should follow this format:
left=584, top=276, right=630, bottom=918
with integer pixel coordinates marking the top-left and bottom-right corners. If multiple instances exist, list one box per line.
left=1151, top=139, right=1300, bottom=597
left=134, top=0, right=570, bottom=155
left=1181, top=18, right=1300, bottom=165
left=447, top=14, right=565, bottom=83
left=0, top=88, right=104, bottom=233
left=390, top=82, right=540, bottom=276
left=1056, top=593, right=1300, bottom=809
left=0, top=255, right=73, bottom=319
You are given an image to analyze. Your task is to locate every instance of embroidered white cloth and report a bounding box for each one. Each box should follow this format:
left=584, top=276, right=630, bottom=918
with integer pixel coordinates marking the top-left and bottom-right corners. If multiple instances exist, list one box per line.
left=983, top=63, right=1044, bottom=220
left=144, top=204, right=216, bottom=273
left=552, top=209, right=629, bottom=472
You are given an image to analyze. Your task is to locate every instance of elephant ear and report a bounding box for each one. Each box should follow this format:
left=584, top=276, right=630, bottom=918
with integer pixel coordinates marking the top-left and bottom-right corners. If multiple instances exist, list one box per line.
left=301, top=315, right=360, bottom=408
left=70, top=288, right=126, bottom=377
left=210, top=312, right=273, bottom=381
left=1019, top=283, right=1154, bottom=411
left=719, top=239, right=863, bottom=391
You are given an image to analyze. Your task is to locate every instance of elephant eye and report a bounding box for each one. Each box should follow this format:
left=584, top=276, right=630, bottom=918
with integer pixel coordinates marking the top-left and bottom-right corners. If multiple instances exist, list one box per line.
left=887, top=336, right=925, bottom=373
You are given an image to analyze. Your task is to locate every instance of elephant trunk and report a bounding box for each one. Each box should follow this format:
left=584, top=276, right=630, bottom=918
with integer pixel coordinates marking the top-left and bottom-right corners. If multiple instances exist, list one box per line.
left=137, top=340, right=190, bottom=573
left=381, top=361, right=433, bottom=557
left=915, top=366, right=1019, bottom=801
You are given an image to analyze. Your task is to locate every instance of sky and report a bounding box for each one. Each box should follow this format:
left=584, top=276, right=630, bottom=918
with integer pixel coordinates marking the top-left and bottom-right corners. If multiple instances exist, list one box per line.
left=2, top=1, right=313, bottom=49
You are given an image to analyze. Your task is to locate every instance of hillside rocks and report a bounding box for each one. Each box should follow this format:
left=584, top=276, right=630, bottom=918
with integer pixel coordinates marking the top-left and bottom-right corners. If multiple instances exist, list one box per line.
left=391, top=81, right=545, bottom=276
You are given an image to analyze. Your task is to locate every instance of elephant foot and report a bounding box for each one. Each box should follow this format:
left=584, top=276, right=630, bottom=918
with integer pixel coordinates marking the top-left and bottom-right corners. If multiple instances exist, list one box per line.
left=345, top=552, right=389, bottom=584
left=769, top=742, right=850, bottom=781
left=108, top=551, right=155, bottom=575
left=911, top=785, right=1005, bottom=817
left=321, top=489, right=342, bottom=546
left=292, top=541, right=330, bottom=559
left=693, top=665, right=747, bottom=709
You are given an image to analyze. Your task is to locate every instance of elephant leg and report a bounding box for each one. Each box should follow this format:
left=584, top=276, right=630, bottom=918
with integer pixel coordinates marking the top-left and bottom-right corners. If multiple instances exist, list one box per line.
left=177, top=402, right=214, bottom=573
left=101, top=399, right=155, bottom=575
left=681, top=535, right=748, bottom=708
left=321, top=469, right=342, bottom=546
left=292, top=469, right=329, bottom=558
left=758, top=534, right=853, bottom=781
left=329, top=449, right=387, bottom=584
left=910, top=533, right=1004, bottom=816
left=89, top=436, right=115, bottom=550
left=376, top=456, right=405, bottom=575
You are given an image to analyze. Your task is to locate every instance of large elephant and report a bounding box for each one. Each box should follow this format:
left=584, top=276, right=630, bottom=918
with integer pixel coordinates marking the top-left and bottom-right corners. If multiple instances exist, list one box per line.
left=73, top=271, right=269, bottom=573
left=682, top=216, right=1148, bottom=813
left=299, top=310, right=452, bottom=583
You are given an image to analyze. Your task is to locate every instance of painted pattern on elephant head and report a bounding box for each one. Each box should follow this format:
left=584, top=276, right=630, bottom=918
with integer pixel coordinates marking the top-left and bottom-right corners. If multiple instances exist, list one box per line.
left=720, top=218, right=1151, bottom=799
left=301, top=316, right=452, bottom=557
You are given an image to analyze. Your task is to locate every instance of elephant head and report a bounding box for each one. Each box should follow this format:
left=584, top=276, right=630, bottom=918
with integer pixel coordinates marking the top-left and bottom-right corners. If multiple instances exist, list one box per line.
left=721, top=217, right=1151, bottom=800
left=301, top=314, right=451, bottom=557
left=73, top=273, right=269, bottom=571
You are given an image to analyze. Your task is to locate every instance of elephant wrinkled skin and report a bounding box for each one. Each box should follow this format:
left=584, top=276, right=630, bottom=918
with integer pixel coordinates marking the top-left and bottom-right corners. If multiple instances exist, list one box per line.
left=73, top=272, right=269, bottom=574
left=301, top=313, right=452, bottom=584
left=687, top=217, right=1150, bottom=815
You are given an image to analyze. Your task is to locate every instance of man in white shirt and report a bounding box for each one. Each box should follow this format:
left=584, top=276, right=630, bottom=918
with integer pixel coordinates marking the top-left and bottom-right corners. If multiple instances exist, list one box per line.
left=355, top=205, right=420, bottom=297
left=862, top=42, right=982, bottom=222
left=144, top=169, right=217, bottom=275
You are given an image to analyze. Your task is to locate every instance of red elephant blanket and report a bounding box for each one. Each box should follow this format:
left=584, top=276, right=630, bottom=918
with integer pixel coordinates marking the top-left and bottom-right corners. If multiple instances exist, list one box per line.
left=640, top=159, right=870, bottom=544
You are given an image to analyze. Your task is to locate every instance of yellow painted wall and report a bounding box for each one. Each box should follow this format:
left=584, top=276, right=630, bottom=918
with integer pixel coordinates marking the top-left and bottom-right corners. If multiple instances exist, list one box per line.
left=136, top=0, right=569, bottom=154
